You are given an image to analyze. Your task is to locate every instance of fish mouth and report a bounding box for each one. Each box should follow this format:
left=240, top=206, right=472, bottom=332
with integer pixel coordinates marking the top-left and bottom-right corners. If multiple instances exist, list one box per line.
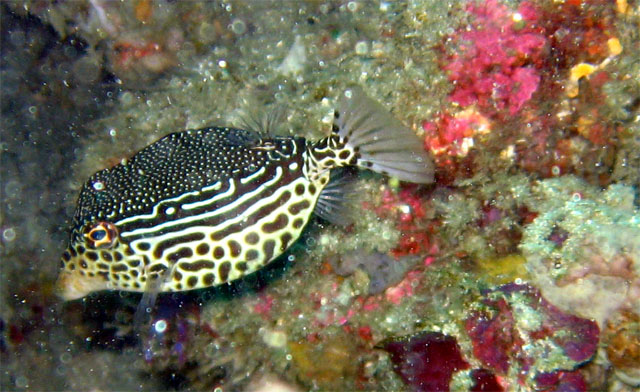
left=55, top=268, right=108, bottom=301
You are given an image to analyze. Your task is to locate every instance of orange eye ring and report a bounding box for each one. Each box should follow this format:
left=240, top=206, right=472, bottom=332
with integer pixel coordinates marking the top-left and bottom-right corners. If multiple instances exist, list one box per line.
left=85, top=222, right=118, bottom=249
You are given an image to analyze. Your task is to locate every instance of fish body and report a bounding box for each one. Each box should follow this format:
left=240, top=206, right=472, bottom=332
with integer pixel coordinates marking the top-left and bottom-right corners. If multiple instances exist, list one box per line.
left=56, top=88, right=434, bottom=300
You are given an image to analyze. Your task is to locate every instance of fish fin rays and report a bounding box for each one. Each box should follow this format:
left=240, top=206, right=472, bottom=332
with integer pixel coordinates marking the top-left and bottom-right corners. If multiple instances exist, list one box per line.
left=335, top=87, right=435, bottom=184
left=226, top=103, right=289, bottom=147
left=133, top=262, right=175, bottom=332
left=314, top=169, right=357, bottom=226
left=237, top=103, right=288, bottom=138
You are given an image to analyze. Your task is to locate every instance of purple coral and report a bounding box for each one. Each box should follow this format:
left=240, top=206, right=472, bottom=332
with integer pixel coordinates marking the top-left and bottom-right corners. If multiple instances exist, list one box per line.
left=380, top=331, right=469, bottom=392
left=470, top=368, right=503, bottom=392
left=465, top=284, right=599, bottom=390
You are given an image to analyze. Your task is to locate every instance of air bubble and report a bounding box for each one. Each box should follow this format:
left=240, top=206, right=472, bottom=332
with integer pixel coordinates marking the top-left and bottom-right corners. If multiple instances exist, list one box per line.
left=15, top=376, right=28, bottom=388
left=59, top=352, right=72, bottom=364
left=231, top=19, right=246, bottom=35
left=154, top=319, right=168, bottom=333
left=2, top=228, right=16, bottom=242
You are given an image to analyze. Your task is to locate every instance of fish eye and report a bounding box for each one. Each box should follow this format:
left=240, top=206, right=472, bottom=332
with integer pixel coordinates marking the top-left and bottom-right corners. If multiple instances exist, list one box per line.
left=85, top=222, right=118, bottom=249
left=90, top=228, right=107, bottom=241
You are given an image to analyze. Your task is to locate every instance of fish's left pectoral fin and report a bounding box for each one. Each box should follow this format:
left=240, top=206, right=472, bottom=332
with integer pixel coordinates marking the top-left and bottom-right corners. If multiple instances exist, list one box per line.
left=314, top=169, right=357, bottom=226
left=133, top=263, right=174, bottom=329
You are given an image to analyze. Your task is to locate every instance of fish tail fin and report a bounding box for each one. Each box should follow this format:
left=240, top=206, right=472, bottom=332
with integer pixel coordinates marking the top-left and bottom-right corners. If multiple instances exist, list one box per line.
left=335, top=87, right=434, bottom=184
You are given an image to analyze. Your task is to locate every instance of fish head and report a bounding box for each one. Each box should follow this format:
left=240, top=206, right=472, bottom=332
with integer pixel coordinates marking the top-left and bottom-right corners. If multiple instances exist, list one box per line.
left=57, top=168, right=143, bottom=300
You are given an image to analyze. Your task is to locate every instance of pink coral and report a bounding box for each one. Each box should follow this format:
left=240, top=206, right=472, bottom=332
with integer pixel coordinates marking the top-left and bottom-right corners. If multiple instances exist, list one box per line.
left=444, top=0, right=546, bottom=115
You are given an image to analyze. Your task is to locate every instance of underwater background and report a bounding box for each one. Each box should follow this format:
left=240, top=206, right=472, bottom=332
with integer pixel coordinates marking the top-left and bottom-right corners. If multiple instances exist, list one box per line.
left=1, top=0, right=639, bottom=391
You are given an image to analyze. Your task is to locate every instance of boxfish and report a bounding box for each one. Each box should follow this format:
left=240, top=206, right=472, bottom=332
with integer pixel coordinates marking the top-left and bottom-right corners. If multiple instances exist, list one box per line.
left=56, top=88, right=434, bottom=300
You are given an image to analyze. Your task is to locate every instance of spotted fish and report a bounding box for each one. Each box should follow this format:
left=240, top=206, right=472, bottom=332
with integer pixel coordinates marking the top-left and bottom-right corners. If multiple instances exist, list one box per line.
left=56, top=88, right=434, bottom=300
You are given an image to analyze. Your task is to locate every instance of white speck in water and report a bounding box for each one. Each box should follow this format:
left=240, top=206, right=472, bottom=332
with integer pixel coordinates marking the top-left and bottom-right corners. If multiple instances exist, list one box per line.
left=218, top=59, right=227, bottom=68
left=355, top=41, right=369, bottom=55
left=347, top=1, right=359, bottom=12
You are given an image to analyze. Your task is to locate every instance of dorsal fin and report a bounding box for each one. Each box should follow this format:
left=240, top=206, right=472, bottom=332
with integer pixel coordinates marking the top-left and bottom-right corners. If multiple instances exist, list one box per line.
left=238, top=104, right=288, bottom=137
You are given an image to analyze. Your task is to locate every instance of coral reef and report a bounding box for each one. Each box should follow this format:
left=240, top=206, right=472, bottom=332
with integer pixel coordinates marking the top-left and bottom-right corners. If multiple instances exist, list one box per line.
left=603, top=310, right=640, bottom=387
left=464, top=284, right=599, bottom=391
left=377, top=284, right=600, bottom=391
left=521, top=176, right=640, bottom=326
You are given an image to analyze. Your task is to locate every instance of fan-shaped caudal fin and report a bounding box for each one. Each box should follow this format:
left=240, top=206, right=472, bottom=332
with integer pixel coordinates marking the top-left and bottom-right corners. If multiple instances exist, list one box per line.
left=336, top=87, right=434, bottom=184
